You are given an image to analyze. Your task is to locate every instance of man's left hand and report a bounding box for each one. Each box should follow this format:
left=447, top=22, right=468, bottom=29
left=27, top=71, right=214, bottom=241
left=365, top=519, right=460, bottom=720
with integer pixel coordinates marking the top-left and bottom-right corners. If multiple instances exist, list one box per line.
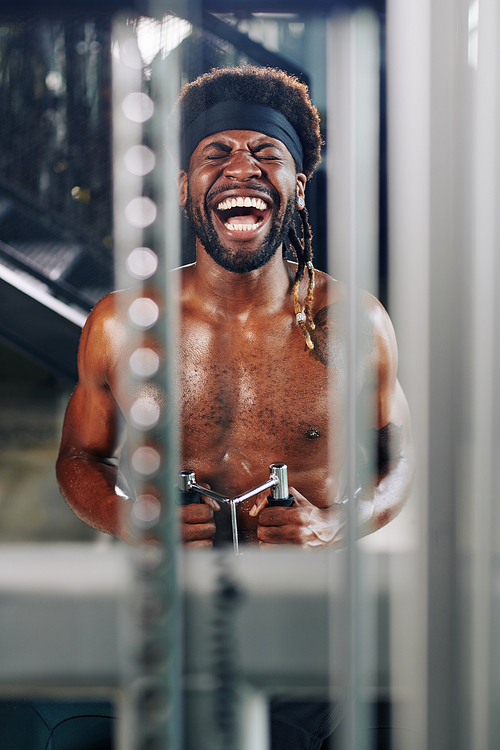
left=249, top=487, right=346, bottom=549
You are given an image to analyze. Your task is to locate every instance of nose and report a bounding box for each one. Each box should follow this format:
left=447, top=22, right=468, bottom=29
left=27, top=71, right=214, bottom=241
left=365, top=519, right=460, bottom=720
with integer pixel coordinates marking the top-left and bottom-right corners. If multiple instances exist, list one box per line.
left=223, top=149, right=262, bottom=180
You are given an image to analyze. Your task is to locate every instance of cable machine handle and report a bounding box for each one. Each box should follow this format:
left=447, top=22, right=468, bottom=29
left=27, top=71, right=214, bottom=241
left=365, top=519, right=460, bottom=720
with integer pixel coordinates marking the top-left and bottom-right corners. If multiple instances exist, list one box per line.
left=267, top=463, right=294, bottom=507
left=178, top=470, right=201, bottom=504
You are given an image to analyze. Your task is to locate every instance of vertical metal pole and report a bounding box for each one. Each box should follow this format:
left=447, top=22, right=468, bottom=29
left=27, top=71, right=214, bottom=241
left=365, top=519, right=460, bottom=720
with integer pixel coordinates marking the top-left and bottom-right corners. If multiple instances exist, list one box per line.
left=471, top=0, right=498, bottom=746
left=327, top=16, right=357, bottom=749
left=388, top=1, right=500, bottom=748
left=327, top=11, right=380, bottom=750
left=112, top=12, right=183, bottom=750
left=347, top=16, right=358, bottom=750
left=426, top=1, right=476, bottom=748
left=111, top=17, right=147, bottom=750
left=385, top=0, right=431, bottom=748
left=231, top=502, right=240, bottom=555
left=148, top=10, right=184, bottom=750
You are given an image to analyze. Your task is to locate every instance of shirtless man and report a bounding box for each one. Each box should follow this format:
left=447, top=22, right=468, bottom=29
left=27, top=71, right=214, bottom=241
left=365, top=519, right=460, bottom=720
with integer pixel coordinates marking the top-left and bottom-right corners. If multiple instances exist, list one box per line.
left=56, top=66, right=413, bottom=550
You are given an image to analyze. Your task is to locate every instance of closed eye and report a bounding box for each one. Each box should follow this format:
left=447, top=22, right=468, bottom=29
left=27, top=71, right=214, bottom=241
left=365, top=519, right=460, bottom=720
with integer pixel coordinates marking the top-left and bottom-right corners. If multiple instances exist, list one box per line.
left=252, top=143, right=282, bottom=160
left=201, top=141, right=284, bottom=161
left=203, top=142, right=232, bottom=160
left=206, top=153, right=229, bottom=160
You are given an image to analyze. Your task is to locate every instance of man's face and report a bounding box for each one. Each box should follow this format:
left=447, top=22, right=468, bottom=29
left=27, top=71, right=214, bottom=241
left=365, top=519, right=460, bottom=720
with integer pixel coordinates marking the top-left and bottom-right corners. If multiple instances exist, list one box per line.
left=179, top=130, right=306, bottom=273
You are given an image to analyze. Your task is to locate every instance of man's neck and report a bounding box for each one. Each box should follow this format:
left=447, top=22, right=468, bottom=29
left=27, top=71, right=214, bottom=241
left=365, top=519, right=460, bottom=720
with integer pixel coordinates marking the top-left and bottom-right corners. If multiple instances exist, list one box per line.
left=190, top=241, right=293, bottom=320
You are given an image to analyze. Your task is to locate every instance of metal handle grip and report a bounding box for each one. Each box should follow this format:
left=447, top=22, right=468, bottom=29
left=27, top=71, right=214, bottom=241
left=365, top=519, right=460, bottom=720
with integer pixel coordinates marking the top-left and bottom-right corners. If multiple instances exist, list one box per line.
left=267, top=463, right=294, bottom=507
left=178, top=471, right=201, bottom=504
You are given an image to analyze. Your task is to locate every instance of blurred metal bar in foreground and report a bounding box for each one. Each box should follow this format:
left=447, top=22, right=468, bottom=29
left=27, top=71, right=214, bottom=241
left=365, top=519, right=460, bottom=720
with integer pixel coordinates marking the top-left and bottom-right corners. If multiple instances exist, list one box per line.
left=386, top=0, right=431, bottom=749
left=111, top=11, right=184, bottom=750
left=388, top=0, right=500, bottom=748
left=470, top=0, right=500, bottom=748
left=327, top=9, right=381, bottom=750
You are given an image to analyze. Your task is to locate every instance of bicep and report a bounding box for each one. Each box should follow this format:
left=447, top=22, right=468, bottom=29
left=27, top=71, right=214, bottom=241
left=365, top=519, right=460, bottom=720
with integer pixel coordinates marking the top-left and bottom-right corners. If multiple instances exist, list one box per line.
left=59, top=380, right=122, bottom=461
left=358, top=301, right=412, bottom=474
left=59, top=297, right=125, bottom=462
left=370, top=300, right=404, bottom=430
left=374, top=310, right=412, bottom=473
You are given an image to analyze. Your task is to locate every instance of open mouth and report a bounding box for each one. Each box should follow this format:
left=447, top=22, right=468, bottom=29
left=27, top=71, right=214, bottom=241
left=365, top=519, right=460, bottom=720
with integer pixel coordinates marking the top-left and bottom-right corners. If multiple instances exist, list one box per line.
left=214, top=195, right=271, bottom=233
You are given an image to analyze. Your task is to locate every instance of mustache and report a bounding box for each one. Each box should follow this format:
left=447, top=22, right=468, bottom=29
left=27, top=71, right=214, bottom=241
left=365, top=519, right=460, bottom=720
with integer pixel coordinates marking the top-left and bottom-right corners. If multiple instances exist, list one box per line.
left=205, top=181, right=280, bottom=208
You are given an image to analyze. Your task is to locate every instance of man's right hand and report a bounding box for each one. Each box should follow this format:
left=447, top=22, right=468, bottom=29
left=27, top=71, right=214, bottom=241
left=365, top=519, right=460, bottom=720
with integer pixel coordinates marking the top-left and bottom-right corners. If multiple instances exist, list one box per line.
left=180, top=493, right=219, bottom=547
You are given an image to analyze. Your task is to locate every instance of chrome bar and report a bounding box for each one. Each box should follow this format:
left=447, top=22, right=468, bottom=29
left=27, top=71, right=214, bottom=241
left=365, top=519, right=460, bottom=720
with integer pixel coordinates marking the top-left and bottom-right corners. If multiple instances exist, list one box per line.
left=178, top=471, right=196, bottom=493
left=179, top=470, right=280, bottom=506
left=179, top=466, right=286, bottom=557
left=230, top=501, right=240, bottom=555
left=269, top=463, right=289, bottom=502
left=184, top=482, right=229, bottom=504
left=232, top=477, right=278, bottom=505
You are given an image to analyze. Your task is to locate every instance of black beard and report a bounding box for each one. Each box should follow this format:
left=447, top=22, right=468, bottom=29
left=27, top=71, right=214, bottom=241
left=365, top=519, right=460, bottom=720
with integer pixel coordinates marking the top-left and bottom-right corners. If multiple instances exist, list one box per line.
left=185, top=185, right=295, bottom=274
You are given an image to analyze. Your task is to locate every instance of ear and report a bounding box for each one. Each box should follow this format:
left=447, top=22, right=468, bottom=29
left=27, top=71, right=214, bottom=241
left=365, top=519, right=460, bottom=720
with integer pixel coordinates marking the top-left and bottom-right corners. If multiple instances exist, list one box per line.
left=296, top=173, right=306, bottom=210
left=178, top=170, right=188, bottom=207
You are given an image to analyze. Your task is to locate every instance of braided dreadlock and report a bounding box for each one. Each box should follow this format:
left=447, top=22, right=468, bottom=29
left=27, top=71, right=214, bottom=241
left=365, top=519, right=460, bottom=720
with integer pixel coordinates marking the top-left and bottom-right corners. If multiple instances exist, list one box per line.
left=288, top=207, right=316, bottom=349
left=177, top=66, right=322, bottom=349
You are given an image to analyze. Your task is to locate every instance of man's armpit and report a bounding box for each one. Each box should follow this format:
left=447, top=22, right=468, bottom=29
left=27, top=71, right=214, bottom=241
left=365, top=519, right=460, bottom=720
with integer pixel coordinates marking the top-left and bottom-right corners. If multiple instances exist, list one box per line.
left=376, top=422, right=403, bottom=475
left=357, top=422, right=403, bottom=480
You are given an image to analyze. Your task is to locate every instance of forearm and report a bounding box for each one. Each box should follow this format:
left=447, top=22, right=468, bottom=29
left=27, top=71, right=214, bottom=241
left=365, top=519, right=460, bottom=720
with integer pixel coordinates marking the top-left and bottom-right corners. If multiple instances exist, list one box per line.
left=56, top=454, right=136, bottom=544
left=352, top=414, right=415, bottom=538
left=354, top=451, right=414, bottom=538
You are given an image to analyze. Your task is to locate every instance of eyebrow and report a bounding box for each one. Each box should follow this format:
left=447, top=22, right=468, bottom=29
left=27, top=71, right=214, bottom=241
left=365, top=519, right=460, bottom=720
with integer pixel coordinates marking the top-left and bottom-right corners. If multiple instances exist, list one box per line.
left=202, top=139, right=282, bottom=154
left=252, top=142, right=281, bottom=152
left=202, top=141, right=232, bottom=153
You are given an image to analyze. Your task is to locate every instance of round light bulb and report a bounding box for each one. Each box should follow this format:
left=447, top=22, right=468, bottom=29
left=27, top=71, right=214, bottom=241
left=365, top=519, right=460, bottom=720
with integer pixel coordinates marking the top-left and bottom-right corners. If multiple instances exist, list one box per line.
left=124, top=145, right=155, bottom=176
left=128, top=297, right=159, bottom=330
left=129, top=347, right=160, bottom=378
left=131, top=446, right=161, bottom=477
left=130, top=397, right=161, bottom=430
left=122, top=92, right=154, bottom=123
left=126, top=247, right=158, bottom=280
left=125, top=197, right=157, bottom=229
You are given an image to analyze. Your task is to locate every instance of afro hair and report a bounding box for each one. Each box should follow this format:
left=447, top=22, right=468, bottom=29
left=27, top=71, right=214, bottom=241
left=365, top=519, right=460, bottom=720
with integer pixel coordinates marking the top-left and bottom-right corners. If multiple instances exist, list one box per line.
left=177, top=65, right=322, bottom=179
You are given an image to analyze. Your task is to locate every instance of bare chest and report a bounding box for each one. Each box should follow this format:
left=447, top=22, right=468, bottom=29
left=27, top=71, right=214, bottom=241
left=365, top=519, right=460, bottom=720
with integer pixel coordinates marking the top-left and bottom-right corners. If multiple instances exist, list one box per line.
left=178, top=318, right=346, bottom=498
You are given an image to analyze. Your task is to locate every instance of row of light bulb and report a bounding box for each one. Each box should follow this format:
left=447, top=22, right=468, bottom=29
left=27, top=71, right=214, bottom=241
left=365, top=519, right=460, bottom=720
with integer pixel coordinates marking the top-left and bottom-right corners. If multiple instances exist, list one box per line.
left=121, top=86, right=163, bottom=518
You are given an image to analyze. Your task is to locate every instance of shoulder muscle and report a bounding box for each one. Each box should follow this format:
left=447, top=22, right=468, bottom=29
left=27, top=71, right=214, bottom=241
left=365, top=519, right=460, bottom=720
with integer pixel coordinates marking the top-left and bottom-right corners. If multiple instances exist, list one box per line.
left=78, top=292, right=127, bottom=389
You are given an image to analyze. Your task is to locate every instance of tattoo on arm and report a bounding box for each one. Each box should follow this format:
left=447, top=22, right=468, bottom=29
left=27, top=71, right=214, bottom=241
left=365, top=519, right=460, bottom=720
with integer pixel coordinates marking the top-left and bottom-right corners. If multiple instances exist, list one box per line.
left=307, top=302, right=374, bottom=369
left=356, top=422, right=403, bottom=484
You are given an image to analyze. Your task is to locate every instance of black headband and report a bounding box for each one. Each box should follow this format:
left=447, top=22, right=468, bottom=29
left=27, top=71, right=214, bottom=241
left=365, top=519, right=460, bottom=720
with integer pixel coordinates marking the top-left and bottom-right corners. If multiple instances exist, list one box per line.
left=181, top=101, right=304, bottom=172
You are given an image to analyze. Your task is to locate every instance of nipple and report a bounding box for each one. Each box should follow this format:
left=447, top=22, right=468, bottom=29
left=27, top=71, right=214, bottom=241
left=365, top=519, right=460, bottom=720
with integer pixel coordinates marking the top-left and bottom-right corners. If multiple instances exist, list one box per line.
left=305, top=428, right=320, bottom=440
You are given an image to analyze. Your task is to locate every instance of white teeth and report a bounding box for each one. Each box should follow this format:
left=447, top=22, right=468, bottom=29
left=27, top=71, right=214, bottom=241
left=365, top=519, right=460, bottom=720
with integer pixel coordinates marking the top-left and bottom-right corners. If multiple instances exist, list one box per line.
left=216, top=196, right=268, bottom=211
left=224, top=221, right=263, bottom=232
